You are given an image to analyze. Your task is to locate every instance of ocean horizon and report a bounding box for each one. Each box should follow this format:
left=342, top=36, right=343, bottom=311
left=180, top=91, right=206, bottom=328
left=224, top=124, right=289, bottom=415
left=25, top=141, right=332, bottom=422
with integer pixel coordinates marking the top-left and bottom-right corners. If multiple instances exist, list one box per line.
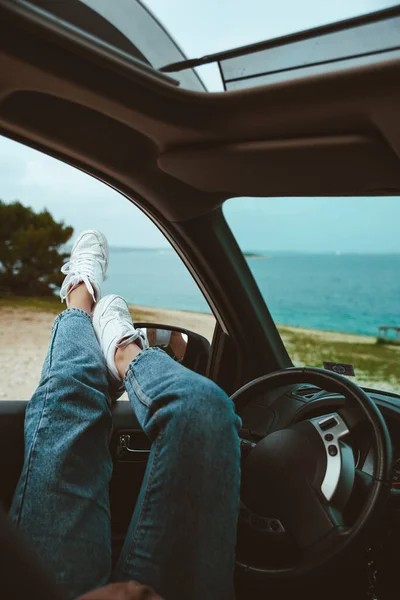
left=97, top=247, right=400, bottom=338
left=105, top=246, right=400, bottom=256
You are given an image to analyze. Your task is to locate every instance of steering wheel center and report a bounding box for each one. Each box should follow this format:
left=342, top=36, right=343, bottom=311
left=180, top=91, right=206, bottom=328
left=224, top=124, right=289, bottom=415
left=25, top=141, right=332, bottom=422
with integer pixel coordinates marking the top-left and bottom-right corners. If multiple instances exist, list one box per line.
left=241, top=417, right=354, bottom=553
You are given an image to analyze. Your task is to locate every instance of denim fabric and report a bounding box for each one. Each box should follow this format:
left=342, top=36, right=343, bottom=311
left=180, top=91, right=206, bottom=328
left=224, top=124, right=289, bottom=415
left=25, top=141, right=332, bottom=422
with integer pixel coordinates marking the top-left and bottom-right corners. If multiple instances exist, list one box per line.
left=113, top=348, right=241, bottom=600
left=10, top=309, right=241, bottom=600
left=9, top=309, right=113, bottom=599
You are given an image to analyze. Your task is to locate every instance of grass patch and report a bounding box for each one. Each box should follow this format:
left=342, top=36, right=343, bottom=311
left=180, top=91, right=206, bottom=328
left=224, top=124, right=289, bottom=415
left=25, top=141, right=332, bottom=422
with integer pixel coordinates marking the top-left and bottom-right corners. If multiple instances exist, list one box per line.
left=280, top=327, right=400, bottom=389
left=0, top=295, right=61, bottom=314
left=0, top=296, right=173, bottom=325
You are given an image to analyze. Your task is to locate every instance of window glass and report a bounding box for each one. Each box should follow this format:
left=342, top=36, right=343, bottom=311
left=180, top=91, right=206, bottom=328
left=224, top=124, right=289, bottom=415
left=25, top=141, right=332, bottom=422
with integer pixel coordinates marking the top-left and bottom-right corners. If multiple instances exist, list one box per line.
left=0, top=136, right=215, bottom=400
left=142, top=0, right=399, bottom=57
left=24, top=0, right=205, bottom=91
left=22, top=1, right=398, bottom=93
left=219, top=12, right=400, bottom=91
left=224, top=196, right=400, bottom=394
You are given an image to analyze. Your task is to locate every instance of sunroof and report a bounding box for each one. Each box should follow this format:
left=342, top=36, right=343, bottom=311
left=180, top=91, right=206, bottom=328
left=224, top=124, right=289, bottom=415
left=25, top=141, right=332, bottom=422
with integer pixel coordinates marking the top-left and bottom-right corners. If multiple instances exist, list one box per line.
left=219, top=8, right=400, bottom=90
left=22, top=0, right=206, bottom=91
left=161, top=6, right=400, bottom=91
left=16, top=1, right=400, bottom=92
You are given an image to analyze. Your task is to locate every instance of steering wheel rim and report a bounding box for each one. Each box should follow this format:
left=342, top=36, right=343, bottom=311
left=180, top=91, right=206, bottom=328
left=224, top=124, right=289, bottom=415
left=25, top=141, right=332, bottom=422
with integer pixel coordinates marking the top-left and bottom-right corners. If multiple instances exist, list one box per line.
left=232, top=367, right=392, bottom=580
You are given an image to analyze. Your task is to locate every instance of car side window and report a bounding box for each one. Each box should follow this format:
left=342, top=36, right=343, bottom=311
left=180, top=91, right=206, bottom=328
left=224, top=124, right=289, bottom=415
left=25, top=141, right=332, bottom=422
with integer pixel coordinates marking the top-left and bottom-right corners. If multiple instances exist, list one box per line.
left=0, top=136, right=216, bottom=401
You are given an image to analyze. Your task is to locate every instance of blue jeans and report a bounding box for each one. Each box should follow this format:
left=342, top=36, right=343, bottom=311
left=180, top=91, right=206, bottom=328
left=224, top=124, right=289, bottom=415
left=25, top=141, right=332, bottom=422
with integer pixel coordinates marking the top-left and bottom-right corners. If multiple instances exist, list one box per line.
left=9, top=309, right=241, bottom=600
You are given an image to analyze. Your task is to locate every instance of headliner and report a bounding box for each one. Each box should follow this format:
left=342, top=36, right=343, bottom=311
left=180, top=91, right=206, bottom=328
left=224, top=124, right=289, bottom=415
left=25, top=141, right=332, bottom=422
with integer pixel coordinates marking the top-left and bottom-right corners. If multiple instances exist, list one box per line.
left=1, top=0, right=400, bottom=222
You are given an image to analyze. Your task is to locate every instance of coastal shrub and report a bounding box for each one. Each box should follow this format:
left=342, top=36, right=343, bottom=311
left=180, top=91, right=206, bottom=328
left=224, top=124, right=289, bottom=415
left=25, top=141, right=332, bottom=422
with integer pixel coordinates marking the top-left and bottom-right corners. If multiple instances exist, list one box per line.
left=0, top=200, right=73, bottom=296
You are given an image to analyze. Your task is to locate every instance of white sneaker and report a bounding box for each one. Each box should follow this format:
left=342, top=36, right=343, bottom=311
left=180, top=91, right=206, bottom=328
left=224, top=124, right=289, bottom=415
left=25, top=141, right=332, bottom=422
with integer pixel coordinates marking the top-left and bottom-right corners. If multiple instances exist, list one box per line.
left=60, top=230, right=109, bottom=305
left=93, top=294, right=148, bottom=385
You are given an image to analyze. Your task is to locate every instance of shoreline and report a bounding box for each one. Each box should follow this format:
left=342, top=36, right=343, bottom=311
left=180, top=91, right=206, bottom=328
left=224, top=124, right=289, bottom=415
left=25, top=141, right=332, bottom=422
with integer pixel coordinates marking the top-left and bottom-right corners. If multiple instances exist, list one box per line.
left=1, top=300, right=399, bottom=400
left=0, top=295, right=385, bottom=341
left=133, top=304, right=385, bottom=344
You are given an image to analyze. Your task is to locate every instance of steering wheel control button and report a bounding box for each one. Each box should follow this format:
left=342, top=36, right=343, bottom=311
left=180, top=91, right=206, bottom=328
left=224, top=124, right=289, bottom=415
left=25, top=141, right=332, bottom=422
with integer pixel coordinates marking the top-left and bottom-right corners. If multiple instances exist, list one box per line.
left=310, top=412, right=350, bottom=501
left=319, top=416, right=338, bottom=431
left=251, top=515, right=258, bottom=528
left=240, top=438, right=256, bottom=459
left=269, top=519, right=283, bottom=532
left=258, top=517, right=268, bottom=530
left=239, top=502, right=285, bottom=534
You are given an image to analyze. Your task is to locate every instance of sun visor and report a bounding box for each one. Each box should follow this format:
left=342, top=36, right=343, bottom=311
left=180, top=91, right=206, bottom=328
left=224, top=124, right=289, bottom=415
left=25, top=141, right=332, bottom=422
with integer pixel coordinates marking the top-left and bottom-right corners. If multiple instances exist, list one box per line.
left=158, top=135, right=400, bottom=197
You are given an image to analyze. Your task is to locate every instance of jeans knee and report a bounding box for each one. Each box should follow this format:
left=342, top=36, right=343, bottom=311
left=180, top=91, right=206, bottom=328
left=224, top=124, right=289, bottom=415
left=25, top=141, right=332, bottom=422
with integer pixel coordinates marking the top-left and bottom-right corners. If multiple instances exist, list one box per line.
left=180, top=375, right=240, bottom=438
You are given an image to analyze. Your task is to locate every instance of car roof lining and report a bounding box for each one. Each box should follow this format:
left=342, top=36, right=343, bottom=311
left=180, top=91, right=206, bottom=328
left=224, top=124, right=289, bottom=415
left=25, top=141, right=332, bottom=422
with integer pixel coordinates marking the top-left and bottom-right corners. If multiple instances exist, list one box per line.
left=0, top=91, right=223, bottom=222
left=1, top=0, right=400, bottom=223
left=159, top=134, right=400, bottom=197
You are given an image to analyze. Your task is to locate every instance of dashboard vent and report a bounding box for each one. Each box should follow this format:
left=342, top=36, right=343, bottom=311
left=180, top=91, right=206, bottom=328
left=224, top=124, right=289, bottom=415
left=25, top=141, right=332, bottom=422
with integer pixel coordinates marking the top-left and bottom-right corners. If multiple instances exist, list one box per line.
left=293, top=385, right=321, bottom=400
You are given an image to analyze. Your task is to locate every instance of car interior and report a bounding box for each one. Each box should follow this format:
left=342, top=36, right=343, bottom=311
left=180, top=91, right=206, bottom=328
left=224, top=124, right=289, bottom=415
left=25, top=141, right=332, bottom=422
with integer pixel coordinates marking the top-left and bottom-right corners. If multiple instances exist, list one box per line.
left=1, top=1, right=400, bottom=598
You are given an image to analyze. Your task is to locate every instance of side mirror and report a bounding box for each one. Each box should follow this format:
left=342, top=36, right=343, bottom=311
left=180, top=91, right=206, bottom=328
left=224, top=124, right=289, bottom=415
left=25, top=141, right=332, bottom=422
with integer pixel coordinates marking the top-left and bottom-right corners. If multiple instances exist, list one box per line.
left=133, top=323, right=211, bottom=376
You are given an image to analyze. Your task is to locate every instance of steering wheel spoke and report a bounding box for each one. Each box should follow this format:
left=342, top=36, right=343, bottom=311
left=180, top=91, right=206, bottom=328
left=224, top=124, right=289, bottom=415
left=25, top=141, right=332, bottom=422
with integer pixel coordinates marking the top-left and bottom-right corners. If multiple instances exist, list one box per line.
left=354, top=467, right=375, bottom=491
left=285, top=493, right=343, bottom=550
left=325, top=503, right=347, bottom=531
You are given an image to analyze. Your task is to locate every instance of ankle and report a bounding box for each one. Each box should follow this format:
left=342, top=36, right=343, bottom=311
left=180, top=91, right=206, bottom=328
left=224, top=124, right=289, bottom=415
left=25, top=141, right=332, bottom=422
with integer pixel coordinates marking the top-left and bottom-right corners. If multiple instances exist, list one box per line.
left=115, top=342, right=141, bottom=380
left=68, top=282, right=93, bottom=314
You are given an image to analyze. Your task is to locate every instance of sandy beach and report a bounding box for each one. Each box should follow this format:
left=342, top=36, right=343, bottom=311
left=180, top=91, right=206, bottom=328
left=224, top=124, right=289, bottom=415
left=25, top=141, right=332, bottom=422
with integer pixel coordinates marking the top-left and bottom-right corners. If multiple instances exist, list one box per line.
left=1, top=302, right=399, bottom=400
left=0, top=304, right=215, bottom=401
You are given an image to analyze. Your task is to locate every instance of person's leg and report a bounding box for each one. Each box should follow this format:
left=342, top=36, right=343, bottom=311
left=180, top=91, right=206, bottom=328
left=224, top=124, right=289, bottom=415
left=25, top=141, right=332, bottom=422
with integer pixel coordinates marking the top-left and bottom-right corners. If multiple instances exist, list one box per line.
left=10, top=231, right=113, bottom=600
left=93, top=296, right=241, bottom=600
left=10, top=288, right=112, bottom=599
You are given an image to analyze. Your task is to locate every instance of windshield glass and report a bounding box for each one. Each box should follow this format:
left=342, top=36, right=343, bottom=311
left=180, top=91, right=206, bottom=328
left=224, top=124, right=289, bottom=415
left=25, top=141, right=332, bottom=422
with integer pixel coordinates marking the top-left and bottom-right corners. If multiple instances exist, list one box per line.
left=223, top=197, right=400, bottom=394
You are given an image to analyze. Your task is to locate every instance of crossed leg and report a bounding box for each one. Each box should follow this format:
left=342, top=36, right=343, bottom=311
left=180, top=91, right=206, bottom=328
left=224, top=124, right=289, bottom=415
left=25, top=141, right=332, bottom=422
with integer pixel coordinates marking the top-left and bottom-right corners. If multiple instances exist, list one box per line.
left=10, top=284, right=241, bottom=600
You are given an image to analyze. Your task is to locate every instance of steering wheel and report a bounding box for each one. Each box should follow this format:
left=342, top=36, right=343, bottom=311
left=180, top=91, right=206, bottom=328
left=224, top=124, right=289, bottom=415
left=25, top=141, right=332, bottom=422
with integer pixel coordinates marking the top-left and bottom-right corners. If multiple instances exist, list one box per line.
left=231, top=367, right=392, bottom=580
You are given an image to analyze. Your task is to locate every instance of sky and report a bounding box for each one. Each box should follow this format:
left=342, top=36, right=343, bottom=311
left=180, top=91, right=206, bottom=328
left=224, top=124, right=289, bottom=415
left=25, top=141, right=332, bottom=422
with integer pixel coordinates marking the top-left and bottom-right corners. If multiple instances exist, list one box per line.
left=1, top=0, right=399, bottom=252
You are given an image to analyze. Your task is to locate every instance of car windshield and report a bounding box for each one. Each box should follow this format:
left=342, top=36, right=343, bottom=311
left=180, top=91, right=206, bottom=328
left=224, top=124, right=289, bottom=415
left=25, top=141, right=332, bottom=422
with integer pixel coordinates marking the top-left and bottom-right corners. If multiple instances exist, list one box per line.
left=223, top=197, right=400, bottom=394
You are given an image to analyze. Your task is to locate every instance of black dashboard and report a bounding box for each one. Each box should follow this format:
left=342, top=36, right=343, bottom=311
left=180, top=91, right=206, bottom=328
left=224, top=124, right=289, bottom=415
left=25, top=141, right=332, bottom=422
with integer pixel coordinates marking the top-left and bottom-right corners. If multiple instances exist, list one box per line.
left=239, top=382, right=400, bottom=492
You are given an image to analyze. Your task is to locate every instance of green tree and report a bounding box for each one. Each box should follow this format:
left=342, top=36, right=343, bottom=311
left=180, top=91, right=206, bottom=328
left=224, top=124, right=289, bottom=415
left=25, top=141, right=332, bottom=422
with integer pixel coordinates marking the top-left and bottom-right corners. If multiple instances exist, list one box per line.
left=0, top=200, right=73, bottom=296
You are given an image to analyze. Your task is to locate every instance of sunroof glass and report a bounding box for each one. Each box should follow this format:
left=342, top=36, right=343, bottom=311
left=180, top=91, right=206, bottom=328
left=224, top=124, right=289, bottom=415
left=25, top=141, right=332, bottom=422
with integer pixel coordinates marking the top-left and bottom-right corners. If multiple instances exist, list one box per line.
left=219, top=11, right=400, bottom=90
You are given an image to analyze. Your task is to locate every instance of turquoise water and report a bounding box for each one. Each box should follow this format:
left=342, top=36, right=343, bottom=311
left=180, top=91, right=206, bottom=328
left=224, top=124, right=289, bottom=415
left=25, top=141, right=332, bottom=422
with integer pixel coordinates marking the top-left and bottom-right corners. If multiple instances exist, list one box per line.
left=102, top=249, right=400, bottom=337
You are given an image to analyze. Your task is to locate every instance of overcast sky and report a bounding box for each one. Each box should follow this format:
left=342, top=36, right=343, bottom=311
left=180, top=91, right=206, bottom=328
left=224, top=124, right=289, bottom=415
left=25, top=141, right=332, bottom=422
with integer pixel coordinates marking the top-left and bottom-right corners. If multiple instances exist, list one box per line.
left=1, top=0, right=399, bottom=252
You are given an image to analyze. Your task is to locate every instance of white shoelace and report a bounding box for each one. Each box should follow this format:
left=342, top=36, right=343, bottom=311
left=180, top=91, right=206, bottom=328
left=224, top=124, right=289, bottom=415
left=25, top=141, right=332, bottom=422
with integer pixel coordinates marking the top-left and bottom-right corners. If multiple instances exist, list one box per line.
left=116, top=329, right=147, bottom=350
left=60, top=250, right=104, bottom=303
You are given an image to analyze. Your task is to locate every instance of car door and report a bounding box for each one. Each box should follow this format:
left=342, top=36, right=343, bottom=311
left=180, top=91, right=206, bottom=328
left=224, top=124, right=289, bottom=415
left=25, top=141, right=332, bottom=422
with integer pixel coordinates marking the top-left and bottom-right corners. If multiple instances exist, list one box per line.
left=0, top=399, right=150, bottom=563
left=0, top=133, right=216, bottom=562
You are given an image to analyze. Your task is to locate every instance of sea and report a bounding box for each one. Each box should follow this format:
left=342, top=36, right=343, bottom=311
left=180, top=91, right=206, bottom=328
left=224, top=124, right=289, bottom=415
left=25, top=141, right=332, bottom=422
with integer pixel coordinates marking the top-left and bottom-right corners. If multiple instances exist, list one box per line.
left=102, top=249, right=400, bottom=337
